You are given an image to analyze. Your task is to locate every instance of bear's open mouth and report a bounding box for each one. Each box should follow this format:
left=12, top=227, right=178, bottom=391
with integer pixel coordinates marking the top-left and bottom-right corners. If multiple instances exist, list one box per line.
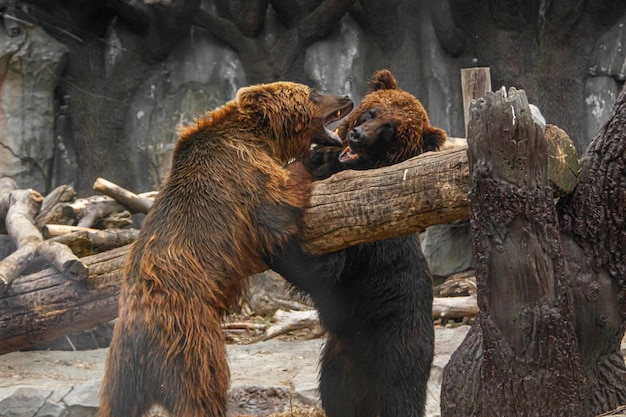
left=323, top=102, right=353, bottom=144
left=339, top=146, right=359, bottom=162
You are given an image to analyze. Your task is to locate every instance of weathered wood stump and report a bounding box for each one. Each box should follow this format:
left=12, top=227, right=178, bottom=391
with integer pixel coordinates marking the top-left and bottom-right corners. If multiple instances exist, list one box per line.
left=557, top=87, right=626, bottom=413
left=441, top=87, right=626, bottom=416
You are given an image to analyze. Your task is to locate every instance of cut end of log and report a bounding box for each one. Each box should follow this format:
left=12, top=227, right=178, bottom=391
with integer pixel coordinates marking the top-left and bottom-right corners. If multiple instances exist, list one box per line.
left=545, top=124, right=579, bottom=197
left=63, top=259, right=89, bottom=281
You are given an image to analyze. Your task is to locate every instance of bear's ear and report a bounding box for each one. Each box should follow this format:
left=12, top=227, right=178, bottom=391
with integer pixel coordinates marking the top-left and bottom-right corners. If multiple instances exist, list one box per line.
left=422, top=126, right=447, bottom=152
left=236, top=84, right=287, bottom=135
left=368, top=69, right=398, bottom=92
left=237, top=85, right=273, bottom=114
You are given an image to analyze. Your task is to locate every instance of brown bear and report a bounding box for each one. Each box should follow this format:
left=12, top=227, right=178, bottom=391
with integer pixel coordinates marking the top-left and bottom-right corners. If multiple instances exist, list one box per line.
left=268, top=69, right=446, bottom=417
left=97, top=82, right=353, bottom=417
left=309, top=68, right=446, bottom=175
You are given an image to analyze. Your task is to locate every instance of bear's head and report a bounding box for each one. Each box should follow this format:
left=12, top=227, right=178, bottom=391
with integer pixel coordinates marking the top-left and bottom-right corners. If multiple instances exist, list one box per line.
left=237, top=82, right=353, bottom=162
left=336, top=69, right=446, bottom=168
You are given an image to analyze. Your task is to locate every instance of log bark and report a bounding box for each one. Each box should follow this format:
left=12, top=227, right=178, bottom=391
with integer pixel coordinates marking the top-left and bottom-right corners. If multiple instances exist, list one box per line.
left=93, top=177, right=153, bottom=214
left=301, top=146, right=471, bottom=254
left=432, top=295, right=478, bottom=319
left=47, top=227, right=140, bottom=257
left=0, top=245, right=127, bottom=354
left=34, top=185, right=77, bottom=228
left=556, top=86, right=626, bottom=413
left=441, top=87, right=626, bottom=416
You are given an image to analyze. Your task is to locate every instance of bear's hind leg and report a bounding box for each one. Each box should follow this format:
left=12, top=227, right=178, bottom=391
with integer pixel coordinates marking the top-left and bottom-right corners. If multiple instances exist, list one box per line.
left=374, top=333, right=433, bottom=417
left=99, top=311, right=229, bottom=417
left=319, top=336, right=377, bottom=417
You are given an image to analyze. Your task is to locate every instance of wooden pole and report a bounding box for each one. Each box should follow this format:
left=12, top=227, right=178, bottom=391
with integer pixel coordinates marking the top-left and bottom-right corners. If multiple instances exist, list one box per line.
left=461, top=67, right=491, bottom=137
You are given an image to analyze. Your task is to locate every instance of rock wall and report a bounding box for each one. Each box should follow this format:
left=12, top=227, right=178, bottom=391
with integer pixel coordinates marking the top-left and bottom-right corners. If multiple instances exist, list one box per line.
left=0, top=1, right=624, bottom=197
left=0, top=25, right=67, bottom=193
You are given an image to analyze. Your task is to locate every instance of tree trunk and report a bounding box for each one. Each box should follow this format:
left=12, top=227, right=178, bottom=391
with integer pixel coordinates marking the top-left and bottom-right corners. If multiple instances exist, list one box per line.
left=556, top=86, right=626, bottom=413
left=441, top=87, right=626, bottom=416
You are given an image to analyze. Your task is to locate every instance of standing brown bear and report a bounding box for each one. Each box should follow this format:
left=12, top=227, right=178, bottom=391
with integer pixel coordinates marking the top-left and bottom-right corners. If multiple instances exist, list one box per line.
left=98, top=82, right=352, bottom=417
left=269, top=69, right=446, bottom=417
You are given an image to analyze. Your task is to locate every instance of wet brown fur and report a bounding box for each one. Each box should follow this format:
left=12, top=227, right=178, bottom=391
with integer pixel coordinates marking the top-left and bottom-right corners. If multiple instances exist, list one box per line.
left=98, top=82, right=351, bottom=417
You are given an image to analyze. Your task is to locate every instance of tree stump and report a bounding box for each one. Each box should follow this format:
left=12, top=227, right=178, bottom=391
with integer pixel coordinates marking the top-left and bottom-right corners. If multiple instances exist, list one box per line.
left=441, top=87, right=626, bottom=416
left=557, top=87, right=626, bottom=413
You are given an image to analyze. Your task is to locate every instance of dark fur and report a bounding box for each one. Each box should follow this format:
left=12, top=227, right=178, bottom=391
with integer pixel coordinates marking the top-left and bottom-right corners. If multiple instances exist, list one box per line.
left=269, top=70, right=443, bottom=417
left=98, top=82, right=352, bottom=417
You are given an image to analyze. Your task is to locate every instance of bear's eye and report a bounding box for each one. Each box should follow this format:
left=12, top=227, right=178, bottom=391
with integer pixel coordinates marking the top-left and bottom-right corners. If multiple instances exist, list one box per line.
left=357, top=107, right=381, bottom=126
left=369, top=108, right=381, bottom=117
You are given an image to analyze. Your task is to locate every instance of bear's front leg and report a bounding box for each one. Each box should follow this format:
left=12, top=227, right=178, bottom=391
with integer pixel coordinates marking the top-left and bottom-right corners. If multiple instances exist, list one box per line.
left=252, top=161, right=313, bottom=253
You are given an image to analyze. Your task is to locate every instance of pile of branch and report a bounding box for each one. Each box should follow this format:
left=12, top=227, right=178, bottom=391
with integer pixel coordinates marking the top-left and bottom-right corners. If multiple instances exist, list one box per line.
left=0, top=177, right=153, bottom=289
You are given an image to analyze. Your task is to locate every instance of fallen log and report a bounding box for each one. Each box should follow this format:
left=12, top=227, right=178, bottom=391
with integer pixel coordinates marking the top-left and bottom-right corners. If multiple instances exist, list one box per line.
left=0, top=178, right=18, bottom=233
left=1, top=189, right=43, bottom=286
left=93, top=177, right=153, bottom=214
left=262, top=309, right=321, bottom=341
left=43, top=224, right=100, bottom=238
left=301, top=146, right=471, bottom=254
left=48, top=228, right=140, bottom=257
left=39, top=240, right=89, bottom=281
left=432, top=295, right=478, bottom=319
left=301, top=129, right=577, bottom=254
left=52, top=190, right=155, bottom=229
left=34, top=185, right=76, bottom=228
left=0, top=245, right=127, bottom=354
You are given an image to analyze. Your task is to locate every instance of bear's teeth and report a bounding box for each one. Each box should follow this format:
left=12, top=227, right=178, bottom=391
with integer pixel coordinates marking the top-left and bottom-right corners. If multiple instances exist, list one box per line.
left=338, top=146, right=359, bottom=162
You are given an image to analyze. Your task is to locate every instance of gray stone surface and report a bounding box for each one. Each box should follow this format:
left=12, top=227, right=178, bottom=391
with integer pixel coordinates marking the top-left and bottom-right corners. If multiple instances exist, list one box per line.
left=589, top=15, right=626, bottom=80
left=420, top=221, right=474, bottom=281
left=0, top=24, right=68, bottom=191
left=0, top=326, right=471, bottom=417
left=584, top=76, right=620, bottom=143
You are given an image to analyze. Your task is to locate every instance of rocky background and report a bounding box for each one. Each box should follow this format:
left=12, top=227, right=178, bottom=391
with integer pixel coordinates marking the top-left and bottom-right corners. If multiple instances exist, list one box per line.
left=0, top=0, right=624, bottom=199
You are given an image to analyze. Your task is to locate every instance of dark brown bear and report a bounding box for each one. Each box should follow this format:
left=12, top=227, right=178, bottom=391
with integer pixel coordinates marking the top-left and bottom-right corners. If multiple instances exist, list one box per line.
left=269, top=69, right=446, bottom=417
left=98, top=82, right=352, bottom=417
